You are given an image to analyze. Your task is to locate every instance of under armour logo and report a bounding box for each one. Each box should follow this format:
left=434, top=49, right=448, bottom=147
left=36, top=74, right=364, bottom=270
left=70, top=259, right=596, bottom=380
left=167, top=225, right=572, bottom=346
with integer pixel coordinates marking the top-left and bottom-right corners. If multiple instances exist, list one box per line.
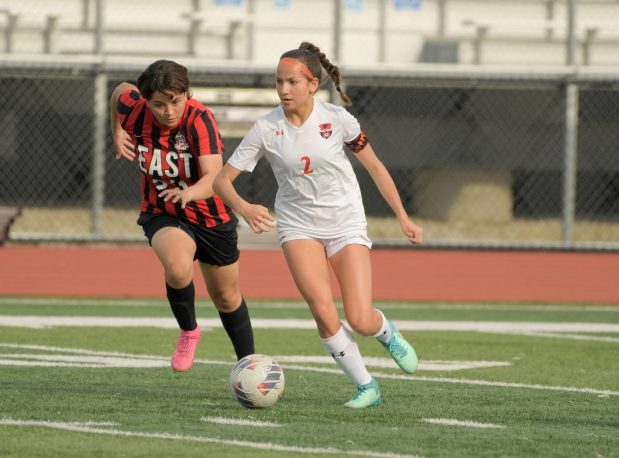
left=331, top=351, right=345, bottom=359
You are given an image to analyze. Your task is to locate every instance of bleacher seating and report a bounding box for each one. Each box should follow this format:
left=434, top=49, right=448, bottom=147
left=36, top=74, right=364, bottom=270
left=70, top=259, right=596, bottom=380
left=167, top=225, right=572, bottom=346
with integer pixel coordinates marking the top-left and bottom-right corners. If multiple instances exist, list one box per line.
left=0, top=0, right=618, bottom=66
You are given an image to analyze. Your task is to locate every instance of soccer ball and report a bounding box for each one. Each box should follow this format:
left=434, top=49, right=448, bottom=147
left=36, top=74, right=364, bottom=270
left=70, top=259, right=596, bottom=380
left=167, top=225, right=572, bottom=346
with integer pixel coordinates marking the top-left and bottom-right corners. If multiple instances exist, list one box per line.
left=230, top=354, right=285, bottom=409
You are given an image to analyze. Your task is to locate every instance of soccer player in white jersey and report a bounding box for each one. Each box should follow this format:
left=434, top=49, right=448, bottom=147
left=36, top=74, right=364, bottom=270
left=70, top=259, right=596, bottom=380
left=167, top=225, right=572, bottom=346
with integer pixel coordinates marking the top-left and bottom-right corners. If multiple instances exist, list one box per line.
left=213, top=42, right=424, bottom=408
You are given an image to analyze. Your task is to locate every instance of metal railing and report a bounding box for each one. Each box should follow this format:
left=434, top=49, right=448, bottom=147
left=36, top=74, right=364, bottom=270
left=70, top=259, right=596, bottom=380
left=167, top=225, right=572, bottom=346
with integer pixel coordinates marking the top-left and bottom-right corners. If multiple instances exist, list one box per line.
left=2, top=0, right=619, bottom=66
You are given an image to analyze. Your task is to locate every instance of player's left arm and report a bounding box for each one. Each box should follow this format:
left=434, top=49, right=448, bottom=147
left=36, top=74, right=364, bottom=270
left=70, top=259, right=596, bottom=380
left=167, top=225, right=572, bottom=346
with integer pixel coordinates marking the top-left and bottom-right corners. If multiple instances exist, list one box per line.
left=158, top=155, right=221, bottom=208
left=355, top=143, right=423, bottom=244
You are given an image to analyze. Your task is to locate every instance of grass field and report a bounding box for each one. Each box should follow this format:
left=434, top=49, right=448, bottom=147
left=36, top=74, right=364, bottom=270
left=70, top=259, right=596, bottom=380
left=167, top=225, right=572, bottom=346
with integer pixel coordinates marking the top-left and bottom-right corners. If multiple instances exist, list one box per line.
left=0, top=297, right=618, bottom=457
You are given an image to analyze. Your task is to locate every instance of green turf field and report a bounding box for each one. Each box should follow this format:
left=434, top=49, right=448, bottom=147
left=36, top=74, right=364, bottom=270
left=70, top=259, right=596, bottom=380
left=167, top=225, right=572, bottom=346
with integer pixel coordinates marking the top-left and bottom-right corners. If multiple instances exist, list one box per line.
left=0, top=297, right=617, bottom=457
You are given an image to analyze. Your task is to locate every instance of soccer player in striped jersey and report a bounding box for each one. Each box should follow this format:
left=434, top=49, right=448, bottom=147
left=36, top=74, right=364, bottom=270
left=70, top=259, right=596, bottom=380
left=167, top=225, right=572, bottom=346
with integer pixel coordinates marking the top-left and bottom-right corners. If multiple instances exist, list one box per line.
left=110, top=60, right=259, bottom=373
left=214, top=42, right=424, bottom=408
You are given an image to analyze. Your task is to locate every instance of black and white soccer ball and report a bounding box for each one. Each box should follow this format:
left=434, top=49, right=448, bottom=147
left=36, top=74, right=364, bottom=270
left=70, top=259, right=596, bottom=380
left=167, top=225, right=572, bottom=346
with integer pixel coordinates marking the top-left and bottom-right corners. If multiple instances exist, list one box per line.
left=230, top=354, right=285, bottom=409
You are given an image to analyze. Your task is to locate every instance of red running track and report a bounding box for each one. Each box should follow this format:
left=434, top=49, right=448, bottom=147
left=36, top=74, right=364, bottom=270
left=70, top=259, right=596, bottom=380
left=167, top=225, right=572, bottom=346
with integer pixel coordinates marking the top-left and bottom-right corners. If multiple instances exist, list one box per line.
left=0, top=245, right=618, bottom=304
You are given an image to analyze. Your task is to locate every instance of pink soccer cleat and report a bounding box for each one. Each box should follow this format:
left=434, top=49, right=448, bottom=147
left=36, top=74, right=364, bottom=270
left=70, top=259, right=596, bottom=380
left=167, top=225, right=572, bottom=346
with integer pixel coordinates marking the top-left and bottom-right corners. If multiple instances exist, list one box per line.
left=171, top=326, right=202, bottom=372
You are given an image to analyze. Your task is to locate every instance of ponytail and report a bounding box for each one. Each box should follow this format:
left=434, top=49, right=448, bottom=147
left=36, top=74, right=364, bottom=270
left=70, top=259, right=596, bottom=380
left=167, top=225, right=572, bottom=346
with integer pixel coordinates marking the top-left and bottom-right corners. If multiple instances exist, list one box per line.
left=280, top=42, right=352, bottom=106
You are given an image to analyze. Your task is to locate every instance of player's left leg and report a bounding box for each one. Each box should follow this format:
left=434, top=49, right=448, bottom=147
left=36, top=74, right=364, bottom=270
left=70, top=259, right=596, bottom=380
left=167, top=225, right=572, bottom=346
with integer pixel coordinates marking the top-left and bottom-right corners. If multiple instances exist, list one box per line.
left=329, top=242, right=381, bottom=337
left=200, top=261, right=255, bottom=360
left=283, top=238, right=380, bottom=408
left=374, top=311, right=418, bottom=373
left=326, top=243, right=383, bottom=407
left=330, top=242, right=418, bottom=374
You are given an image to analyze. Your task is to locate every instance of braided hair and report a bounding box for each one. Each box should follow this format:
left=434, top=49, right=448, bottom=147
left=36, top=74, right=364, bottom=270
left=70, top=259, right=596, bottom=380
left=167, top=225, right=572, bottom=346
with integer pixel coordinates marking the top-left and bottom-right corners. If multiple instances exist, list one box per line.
left=280, top=42, right=352, bottom=106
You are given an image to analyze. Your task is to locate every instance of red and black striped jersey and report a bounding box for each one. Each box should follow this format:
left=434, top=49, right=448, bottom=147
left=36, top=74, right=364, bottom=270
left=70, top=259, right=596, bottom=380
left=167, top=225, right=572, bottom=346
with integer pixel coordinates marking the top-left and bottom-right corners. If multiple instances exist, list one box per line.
left=117, top=89, right=234, bottom=228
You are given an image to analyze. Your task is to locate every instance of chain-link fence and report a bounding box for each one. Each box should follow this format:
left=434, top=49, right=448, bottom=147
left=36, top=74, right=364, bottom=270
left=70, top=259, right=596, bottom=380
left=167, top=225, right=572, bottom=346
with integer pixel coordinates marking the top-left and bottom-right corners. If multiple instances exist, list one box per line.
left=1, top=61, right=618, bottom=249
left=1, top=0, right=618, bottom=249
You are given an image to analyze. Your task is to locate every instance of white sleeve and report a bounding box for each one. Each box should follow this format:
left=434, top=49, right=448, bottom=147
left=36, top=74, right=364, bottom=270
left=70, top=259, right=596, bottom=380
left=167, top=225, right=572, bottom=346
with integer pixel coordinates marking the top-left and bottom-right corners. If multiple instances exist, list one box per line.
left=339, top=107, right=362, bottom=143
left=227, top=122, right=265, bottom=172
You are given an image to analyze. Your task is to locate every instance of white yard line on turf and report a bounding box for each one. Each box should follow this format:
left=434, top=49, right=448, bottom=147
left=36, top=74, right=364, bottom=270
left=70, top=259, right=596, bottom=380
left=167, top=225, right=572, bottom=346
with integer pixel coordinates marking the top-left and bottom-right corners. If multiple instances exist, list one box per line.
left=274, top=355, right=512, bottom=371
left=0, top=353, right=170, bottom=368
left=201, top=416, right=282, bottom=427
left=2, top=343, right=616, bottom=397
left=0, top=419, right=421, bottom=458
left=420, top=418, right=505, bottom=429
left=511, top=331, right=619, bottom=343
left=1, top=316, right=618, bottom=337
left=0, top=343, right=171, bottom=358
left=279, top=364, right=619, bottom=397
left=0, top=344, right=510, bottom=372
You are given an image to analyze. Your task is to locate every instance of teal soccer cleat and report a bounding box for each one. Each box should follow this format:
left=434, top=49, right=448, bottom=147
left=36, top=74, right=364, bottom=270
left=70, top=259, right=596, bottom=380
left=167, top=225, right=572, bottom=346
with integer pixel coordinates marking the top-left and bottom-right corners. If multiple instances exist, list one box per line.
left=380, top=320, right=418, bottom=373
left=344, top=378, right=381, bottom=409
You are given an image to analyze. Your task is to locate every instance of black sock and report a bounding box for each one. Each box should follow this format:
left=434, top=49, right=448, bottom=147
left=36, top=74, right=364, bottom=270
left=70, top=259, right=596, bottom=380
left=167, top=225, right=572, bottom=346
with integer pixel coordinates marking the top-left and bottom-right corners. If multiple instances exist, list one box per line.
left=166, top=281, right=197, bottom=331
left=219, top=298, right=254, bottom=360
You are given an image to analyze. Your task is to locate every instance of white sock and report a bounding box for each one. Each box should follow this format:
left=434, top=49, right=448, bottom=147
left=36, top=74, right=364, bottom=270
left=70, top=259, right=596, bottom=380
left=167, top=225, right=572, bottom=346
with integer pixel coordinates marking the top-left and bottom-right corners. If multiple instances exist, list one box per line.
left=373, top=309, right=392, bottom=344
left=321, top=324, right=372, bottom=386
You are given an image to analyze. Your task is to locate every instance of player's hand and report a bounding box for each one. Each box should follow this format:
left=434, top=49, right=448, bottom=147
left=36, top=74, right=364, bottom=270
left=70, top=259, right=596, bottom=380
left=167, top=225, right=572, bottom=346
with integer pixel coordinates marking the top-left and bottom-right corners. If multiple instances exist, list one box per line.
left=400, top=218, right=423, bottom=244
left=158, top=187, right=194, bottom=209
left=113, top=129, right=136, bottom=161
left=239, top=203, right=276, bottom=234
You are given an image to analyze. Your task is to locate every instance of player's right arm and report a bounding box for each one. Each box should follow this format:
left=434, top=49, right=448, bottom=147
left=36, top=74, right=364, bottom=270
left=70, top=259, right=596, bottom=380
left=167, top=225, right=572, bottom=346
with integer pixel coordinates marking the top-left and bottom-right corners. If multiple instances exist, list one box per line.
left=213, top=121, right=274, bottom=233
left=110, top=82, right=138, bottom=161
left=213, top=164, right=275, bottom=234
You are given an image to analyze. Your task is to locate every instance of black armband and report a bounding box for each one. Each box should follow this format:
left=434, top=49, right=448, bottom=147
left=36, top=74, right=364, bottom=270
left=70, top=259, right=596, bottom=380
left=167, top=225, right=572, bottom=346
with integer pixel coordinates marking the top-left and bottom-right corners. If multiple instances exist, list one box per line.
left=345, top=131, right=368, bottom=154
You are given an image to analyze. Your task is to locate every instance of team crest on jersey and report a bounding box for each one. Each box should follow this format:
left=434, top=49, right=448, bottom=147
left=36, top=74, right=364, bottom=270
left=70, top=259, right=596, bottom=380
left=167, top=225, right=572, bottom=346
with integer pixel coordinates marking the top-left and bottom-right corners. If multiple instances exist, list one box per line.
left=319, top=123, right=332, bottom=139
left=174, top=133, right=189, bottom=151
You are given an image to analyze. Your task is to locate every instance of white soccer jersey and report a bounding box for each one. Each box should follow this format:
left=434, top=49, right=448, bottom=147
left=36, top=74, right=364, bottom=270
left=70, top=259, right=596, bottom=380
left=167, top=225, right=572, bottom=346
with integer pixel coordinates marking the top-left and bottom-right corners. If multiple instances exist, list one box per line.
left=227, top=100, right=367, bottom=239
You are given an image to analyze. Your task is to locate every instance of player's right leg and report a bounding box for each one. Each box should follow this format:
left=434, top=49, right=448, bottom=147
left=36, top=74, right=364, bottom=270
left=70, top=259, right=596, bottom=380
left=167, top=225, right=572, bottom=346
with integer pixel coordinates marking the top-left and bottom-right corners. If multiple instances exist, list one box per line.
left=149, top=221, right=201, bottom=372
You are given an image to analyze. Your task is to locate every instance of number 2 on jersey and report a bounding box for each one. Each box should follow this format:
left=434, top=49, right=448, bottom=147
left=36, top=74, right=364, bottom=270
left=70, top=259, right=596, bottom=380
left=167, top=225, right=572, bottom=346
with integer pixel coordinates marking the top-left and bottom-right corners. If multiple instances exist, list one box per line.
left=301, top=156, right=313, bottom=175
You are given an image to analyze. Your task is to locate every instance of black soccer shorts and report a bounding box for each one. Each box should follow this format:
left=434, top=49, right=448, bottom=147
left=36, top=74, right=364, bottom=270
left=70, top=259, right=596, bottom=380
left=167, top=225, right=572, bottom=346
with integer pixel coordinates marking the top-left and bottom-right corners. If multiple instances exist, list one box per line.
left=138, top=212, right=240, bottom=266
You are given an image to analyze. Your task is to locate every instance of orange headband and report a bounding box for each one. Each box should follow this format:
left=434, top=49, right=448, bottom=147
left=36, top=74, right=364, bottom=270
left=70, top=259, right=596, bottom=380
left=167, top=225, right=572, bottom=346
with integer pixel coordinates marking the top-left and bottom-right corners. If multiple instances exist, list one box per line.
left=279, top=57, right=315, bottom=80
